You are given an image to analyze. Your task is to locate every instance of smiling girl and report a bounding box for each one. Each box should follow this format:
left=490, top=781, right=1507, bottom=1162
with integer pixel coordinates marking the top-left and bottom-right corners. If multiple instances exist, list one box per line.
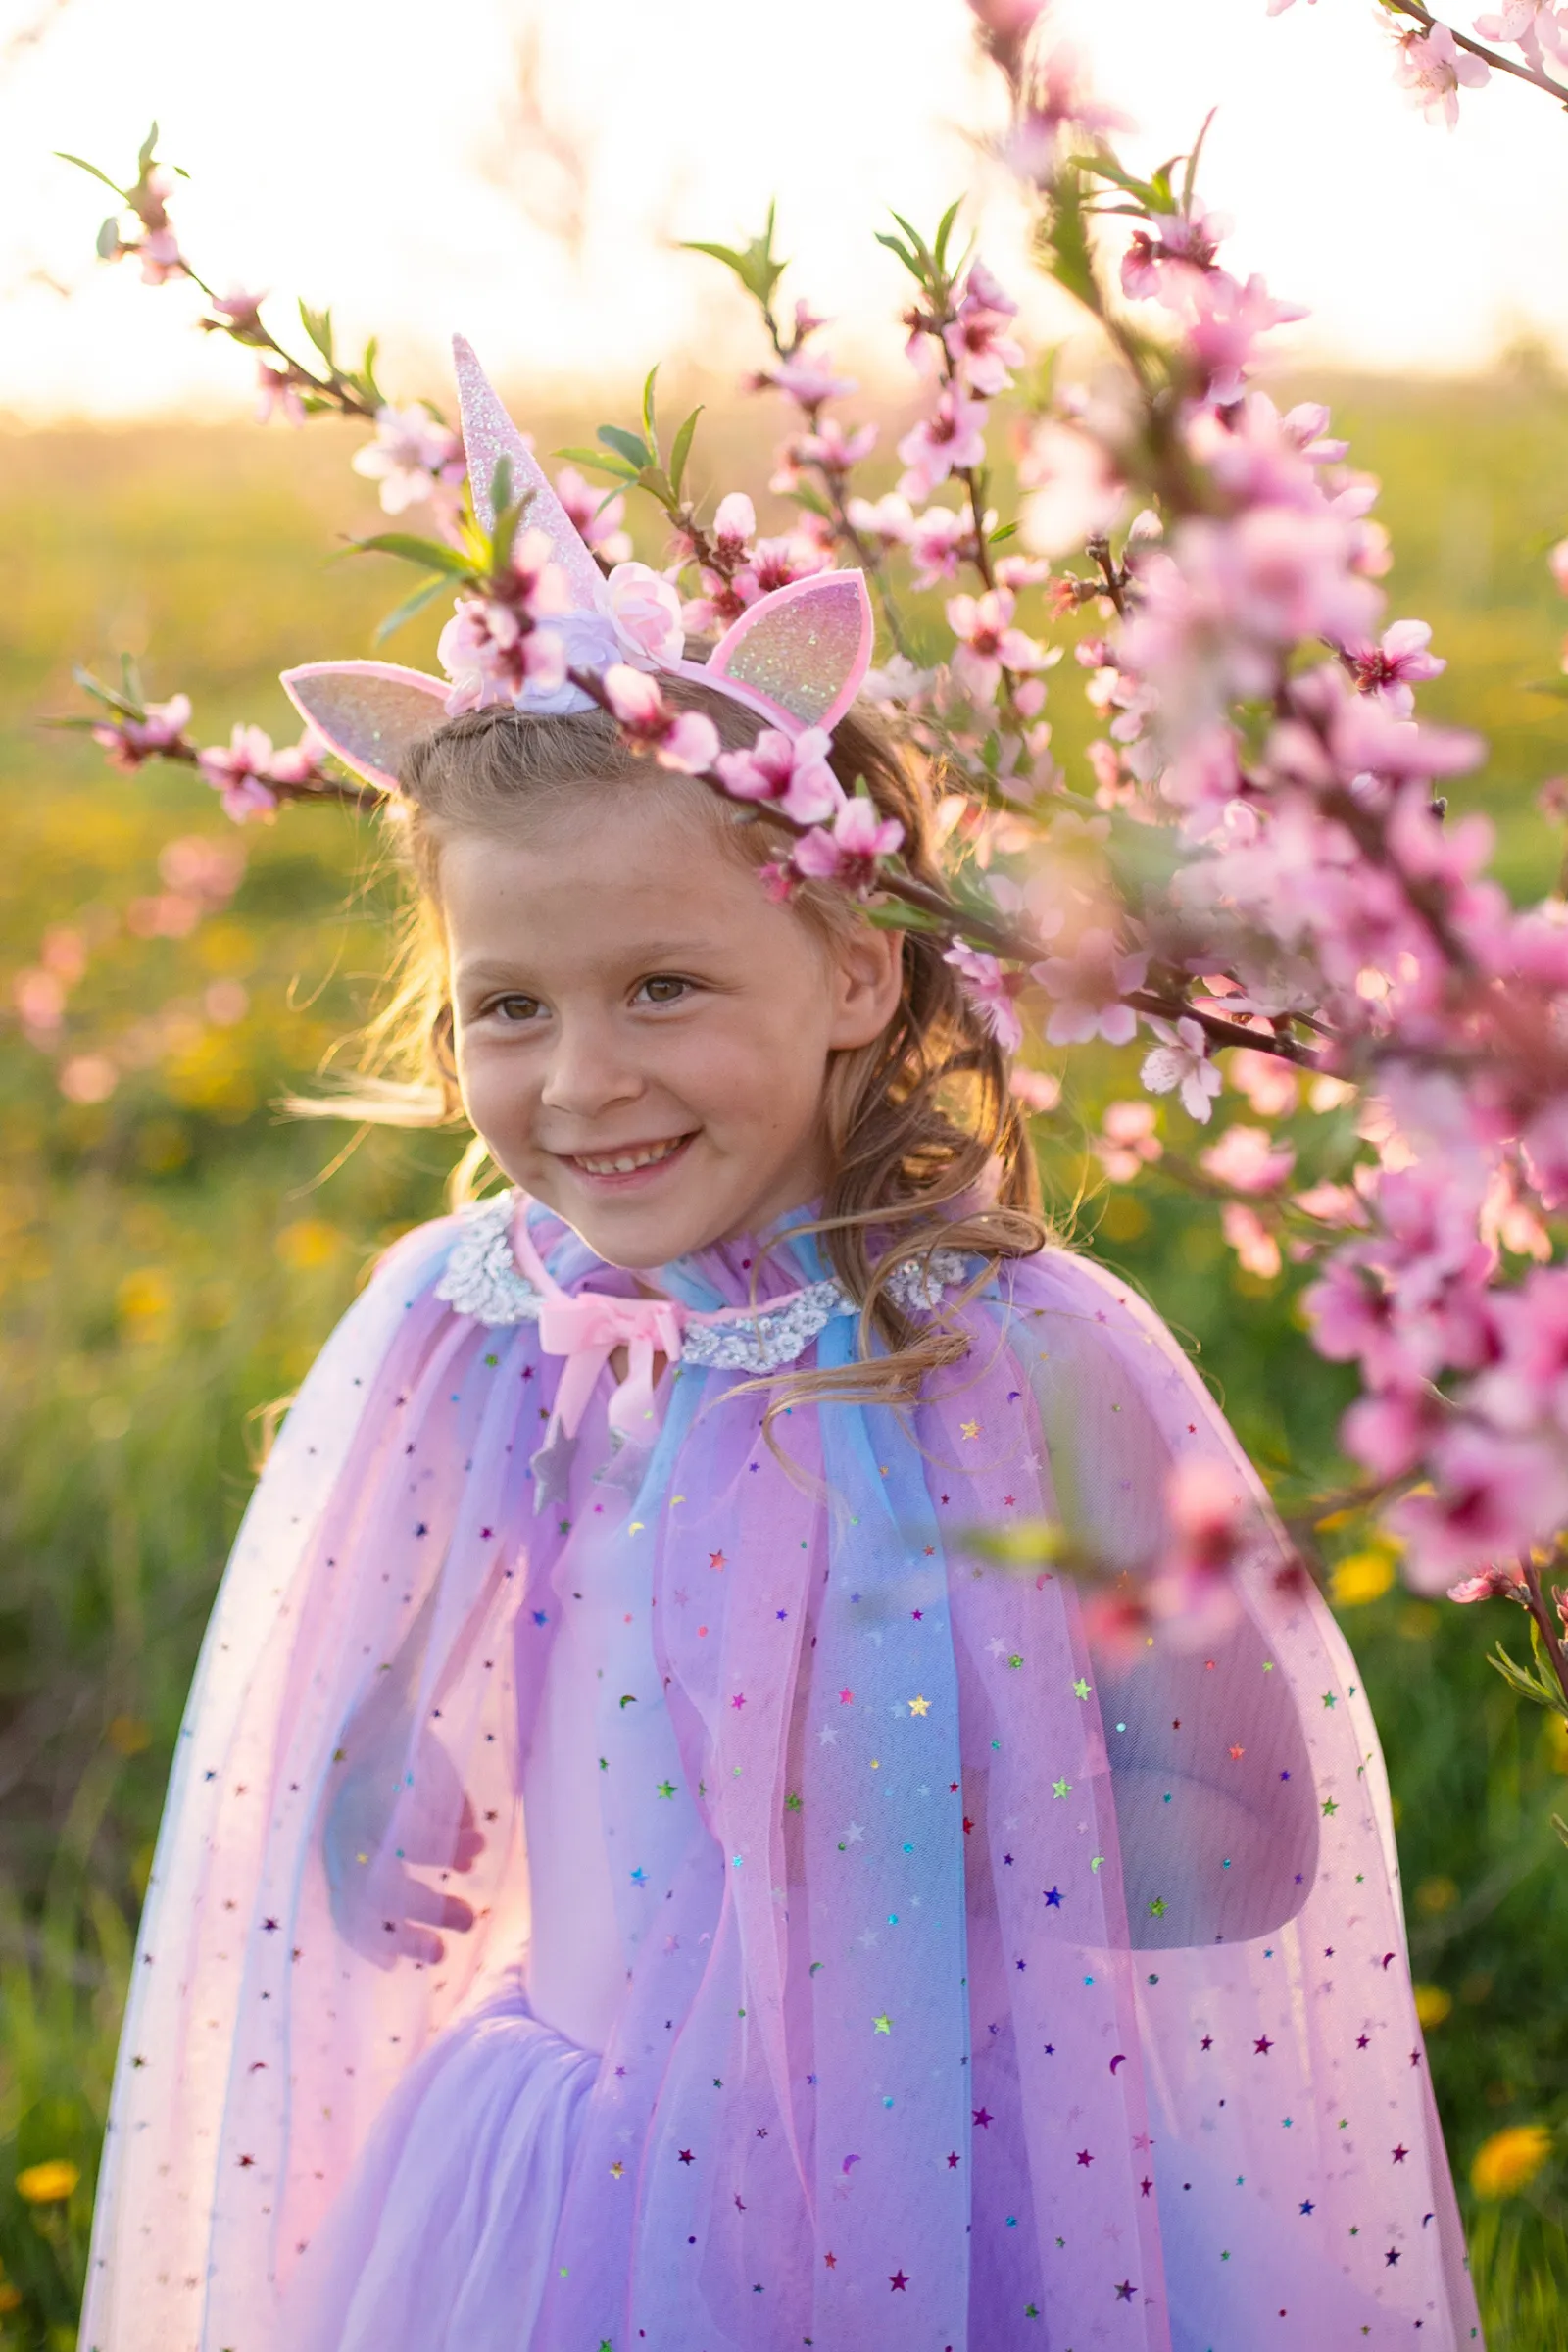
left=82, top=351, right=1479, bottom=2352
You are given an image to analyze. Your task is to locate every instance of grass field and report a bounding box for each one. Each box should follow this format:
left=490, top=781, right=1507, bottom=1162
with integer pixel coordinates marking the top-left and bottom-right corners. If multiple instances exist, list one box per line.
left=2, top=360, right=1568, bottom=2344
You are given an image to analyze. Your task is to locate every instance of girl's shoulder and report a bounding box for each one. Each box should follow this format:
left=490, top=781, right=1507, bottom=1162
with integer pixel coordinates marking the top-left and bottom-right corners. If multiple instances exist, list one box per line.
left=982, top=1239, right=1212, bottom=1410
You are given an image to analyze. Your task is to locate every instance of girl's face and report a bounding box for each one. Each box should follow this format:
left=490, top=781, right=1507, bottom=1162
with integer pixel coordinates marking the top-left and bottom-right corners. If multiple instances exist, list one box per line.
left=441, top=784, right=903, bottom=1268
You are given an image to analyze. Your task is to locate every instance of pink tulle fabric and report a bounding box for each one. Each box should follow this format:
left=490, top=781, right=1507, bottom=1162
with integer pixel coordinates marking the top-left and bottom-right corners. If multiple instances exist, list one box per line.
left=81, top=1200, right=1482, bottom=2351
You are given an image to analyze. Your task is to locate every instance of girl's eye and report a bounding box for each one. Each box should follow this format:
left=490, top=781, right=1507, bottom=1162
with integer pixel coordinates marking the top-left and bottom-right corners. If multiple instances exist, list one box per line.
left=638, top=975, right=693, bottom=1006
left=487, top=994, right=545, bottom=1024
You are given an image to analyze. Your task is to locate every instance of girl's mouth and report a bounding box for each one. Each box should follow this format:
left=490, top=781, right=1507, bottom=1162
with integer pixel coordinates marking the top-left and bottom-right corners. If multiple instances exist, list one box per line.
left=558, top=1133, right=696, bottom=1189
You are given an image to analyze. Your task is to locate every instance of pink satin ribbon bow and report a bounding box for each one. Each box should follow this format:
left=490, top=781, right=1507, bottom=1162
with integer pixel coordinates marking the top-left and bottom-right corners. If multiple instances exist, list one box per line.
left=536, top=1289, right=686, bottom=1444
left=510, top=1210, right=687, bottom=1452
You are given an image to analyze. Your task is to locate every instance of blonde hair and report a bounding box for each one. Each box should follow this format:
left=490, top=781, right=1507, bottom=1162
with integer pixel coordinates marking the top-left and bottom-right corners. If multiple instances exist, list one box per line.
left=319, top=662, right=1048, bottom=1404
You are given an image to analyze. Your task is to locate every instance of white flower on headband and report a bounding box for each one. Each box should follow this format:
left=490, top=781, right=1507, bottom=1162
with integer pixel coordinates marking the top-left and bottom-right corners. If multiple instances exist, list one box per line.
left=606, top=563, right=686, bottom=669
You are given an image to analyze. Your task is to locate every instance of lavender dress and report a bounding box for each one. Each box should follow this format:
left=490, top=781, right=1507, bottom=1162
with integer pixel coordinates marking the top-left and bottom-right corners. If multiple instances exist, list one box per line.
left=82, top=1198, right=1481, bottom=2350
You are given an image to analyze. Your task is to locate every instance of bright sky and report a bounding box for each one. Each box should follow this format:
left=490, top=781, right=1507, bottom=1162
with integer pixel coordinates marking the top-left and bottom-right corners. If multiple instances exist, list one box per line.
left=1, top=0, right=1565, bottom=422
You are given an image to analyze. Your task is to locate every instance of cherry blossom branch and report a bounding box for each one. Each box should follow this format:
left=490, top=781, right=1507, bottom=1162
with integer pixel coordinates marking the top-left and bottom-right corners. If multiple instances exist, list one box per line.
left=1378, top=0, right=1568, bottom=105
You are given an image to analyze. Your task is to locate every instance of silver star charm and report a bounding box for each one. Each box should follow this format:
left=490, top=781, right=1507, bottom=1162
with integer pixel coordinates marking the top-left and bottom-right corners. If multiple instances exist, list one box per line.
left=529, top=1423, right=577, bottom=1514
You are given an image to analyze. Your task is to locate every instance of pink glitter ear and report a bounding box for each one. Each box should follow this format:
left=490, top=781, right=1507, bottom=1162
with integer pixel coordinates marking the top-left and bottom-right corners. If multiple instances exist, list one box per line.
left=280, top=661, right=449, bottom=795
left=699, top=571, right=874, bottom=736
left=452, top=335, right=609, bottom=617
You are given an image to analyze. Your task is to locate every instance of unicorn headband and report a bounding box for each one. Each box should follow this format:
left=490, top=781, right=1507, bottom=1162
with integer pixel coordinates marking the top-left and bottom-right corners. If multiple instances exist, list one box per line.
left=280, top=335, right=875, bottom=796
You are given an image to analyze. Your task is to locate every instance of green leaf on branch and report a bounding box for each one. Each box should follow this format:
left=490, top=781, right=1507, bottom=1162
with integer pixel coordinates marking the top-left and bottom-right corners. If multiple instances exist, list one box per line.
left=636, top=466, right=675, bottom=510
left=1181, top=109, right=1218, bottom=214
left=873, top=228, right=925, bottom=285
left=791, top=481, right=833, bottom=522
left=299, top=301, right=336, bottom=369
left=346, top=532, right=476, bottom=578
left=71, top=662, right=142, bottom=720
left=373, top=572, right=456, bottom=644
left=1489, top=1633, right=1568, bottom=1721
left=863, top=899, right=951, bottom=936
left=669, top=406, right=703, bottom=502
left=598, top=423, right=654, bottom=472
left=57, top=152, right=128, bottom=201
left=1039, top=172, right=1102, bottom=315
left=679, top=203, right=787, bottom=313
left=641, top=367, right=661, bottom=466
left=358, top=337, right=383, bottom=406
left=933, top=198, right=964, bottom=275
left=136, top=122, right=161, bottom=176
left=989, top=520, right=1019, bottom=546
left=556, top=444, right=642, bottom=485
left=95, top=214, right=122, bottom=259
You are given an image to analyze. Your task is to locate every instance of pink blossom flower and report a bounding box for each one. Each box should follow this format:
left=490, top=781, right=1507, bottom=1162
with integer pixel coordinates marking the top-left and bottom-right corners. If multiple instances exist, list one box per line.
left=1094, top=1099, right=1162, bottom=1181
left=602, top=665, right=721, bottom=773
left=765, top=350, right=858, bottom=408
left=196, top=724, right=281, bottom=823
left=1228, top=1046, right=1300, bottom=1118
left=845, top=491, right=914, bottom=554
left=1292, top=1181, right=1369, bottom=1229
left=1550, top=536, right=1568, bottom=596
left=1340, top=1385, right=1445, bottom=1481
left=906, top=505, right=970, bottom=588
left=1446, top=1563, right=1527, bottom=1607
left=896, top=389, right=989, bottom=502
left=437, top=595, right=567, bottom=716
left=1394, top=23, right=1490, bottom=127
left=136, top=225, right=183, bottom=286
left=713, top=491, right=757, bottom=551
left=1016, top=422, right=1124, bottom=558
left=944, top=282, right=1025, bottom=398
left=944, top=942, right=1023, bottom=1051
left=1141, top=1015, right=1223, bottom=1121
left=1470, top=1263, right=1568, bottom=1433
left=1282, top=401, right=1348, bottom=463
left=792, top=416, right=879, bottom=472
left=266, top=726, right=331, bottom=787
left=1120, top=209, right=1224, bottom=302
left=1221, top=1200, right=1282, bottom=1280
left=1182, top=270, right=1309, bottom=404
left=352, top=403, right=466, bottom=514
left=791, top=796, right=905, bottom=893
left=1200, top=1123, right=1296, bottom=1192
left=91, top=693, right=192, bottom=773
left=1035, top=928, right=1149, bottom=1046
left=1344, top=619, right=1446, bottom=715
left=1004, top=47, right=1133, bottom=177
left=736, top=535, right=831, bottom=601
left=1010, top=1066, right=1062, bottom=1113
left=967, top=0, right=1050, bottom=38
left=1145, top=1458, right=1250, bottom=1645
left=946, top=588, right=1046, bottom=704
left=554, top=465, right=633, bottom=564
left=1475, top=0, right=1566, bottom=59
left=255, top=362, right=305, bottom=428
left=713, top=727, right=844, bottom=824
left=1395, top=1425, right=1568, bottom=1590
left=606, top=562, right=685, bottom=667
left=209, top=284, right=266, bottom=333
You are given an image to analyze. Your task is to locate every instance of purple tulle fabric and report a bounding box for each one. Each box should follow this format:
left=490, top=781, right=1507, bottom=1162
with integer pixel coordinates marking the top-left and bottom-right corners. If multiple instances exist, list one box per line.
left=82, top=1200, right=1482, bottom=2351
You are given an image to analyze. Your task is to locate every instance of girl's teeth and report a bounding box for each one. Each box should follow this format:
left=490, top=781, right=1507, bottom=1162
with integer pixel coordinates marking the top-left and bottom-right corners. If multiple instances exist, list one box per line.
left=576, top=1138, right=682, bottom=1175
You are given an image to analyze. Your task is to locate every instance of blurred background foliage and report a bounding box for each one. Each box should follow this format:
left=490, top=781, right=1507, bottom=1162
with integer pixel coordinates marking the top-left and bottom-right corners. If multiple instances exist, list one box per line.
left=3, top=356, right=1568, bottom=2345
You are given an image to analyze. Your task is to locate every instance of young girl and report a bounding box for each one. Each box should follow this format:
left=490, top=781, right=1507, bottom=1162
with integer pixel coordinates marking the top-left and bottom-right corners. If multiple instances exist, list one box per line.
left=82, top=350, right=1481, bottom=2352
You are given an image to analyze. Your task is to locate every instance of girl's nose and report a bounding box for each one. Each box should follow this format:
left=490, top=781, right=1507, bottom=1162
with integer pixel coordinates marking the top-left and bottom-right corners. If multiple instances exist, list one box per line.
left=538, top=1015, right=642, bottom=1121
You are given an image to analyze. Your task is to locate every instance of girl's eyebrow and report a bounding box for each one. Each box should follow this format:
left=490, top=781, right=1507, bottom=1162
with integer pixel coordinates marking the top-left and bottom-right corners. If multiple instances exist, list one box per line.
left=458, top=939, right=730, bottom=984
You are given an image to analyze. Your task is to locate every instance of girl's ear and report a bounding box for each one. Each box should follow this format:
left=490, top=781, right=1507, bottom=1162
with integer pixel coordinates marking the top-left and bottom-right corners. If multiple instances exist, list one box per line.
left=699, top=572, right=875, bottom=735
left=825, top=911, right=905, bottom=1052
left=280, top=662, right=450, bottom=795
